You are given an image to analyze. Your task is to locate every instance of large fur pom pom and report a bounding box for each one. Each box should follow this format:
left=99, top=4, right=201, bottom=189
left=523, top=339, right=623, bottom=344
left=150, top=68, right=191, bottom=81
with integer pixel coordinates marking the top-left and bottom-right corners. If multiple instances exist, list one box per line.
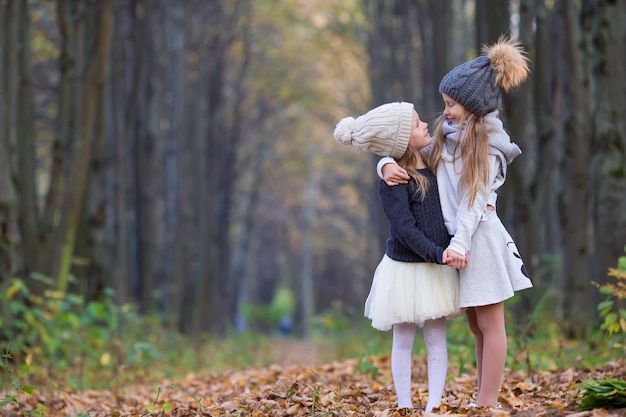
left=333, top=117, right=355, bottom=145
left=484, top=36, right=530, bottom=91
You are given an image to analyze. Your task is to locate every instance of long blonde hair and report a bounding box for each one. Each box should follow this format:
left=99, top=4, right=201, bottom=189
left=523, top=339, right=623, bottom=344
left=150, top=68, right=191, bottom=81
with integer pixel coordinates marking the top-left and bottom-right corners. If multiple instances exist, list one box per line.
left=397, top=145, right=430, bottom=201
left=428, top=111, right=490, bottom=207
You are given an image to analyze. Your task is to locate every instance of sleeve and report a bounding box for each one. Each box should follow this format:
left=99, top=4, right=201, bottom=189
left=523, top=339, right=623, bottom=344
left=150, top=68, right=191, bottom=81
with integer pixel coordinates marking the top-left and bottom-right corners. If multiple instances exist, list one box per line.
left=379, top=182, right=444, bottom=264
left=447, top=155, right=501, bottom=256
left=376, top=157, right=397, bottom=179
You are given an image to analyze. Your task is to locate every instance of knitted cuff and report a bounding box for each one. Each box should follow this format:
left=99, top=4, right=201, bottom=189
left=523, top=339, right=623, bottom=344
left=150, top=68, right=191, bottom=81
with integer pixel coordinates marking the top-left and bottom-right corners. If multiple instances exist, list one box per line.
left=377, top=156, right=397, bottom=179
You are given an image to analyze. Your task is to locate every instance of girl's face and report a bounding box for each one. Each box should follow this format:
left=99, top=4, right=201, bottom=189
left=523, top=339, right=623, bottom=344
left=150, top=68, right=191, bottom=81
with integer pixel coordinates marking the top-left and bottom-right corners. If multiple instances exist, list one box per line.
left=409, top=110, right=431, bottom=150
left=441, top=93, right=466, bottom=124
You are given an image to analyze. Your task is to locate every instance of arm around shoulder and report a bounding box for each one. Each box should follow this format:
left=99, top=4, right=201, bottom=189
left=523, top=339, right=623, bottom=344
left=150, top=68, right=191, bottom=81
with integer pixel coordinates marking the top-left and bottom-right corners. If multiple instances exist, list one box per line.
left=377, top=157, right=409, bottom=185
left=376, top=157, right=397, bottom=179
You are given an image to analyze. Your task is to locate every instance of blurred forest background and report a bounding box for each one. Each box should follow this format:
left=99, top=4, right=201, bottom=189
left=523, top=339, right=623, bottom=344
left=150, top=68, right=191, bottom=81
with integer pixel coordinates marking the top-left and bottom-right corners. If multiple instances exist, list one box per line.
left=1, top=0, right=625, bottom=357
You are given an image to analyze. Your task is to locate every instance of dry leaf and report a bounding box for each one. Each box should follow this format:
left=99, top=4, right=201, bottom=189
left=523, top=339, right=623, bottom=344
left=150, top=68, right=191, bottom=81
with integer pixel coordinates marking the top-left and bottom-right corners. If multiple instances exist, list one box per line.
left=6, top=351, right=626, bottom=416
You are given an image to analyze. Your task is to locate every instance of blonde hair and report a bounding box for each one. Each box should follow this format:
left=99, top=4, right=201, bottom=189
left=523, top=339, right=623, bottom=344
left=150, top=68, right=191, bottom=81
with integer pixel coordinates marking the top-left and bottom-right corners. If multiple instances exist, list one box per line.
left=397, top=145, right=430, bottom=201
left=428, top=111, right=490, bottom=207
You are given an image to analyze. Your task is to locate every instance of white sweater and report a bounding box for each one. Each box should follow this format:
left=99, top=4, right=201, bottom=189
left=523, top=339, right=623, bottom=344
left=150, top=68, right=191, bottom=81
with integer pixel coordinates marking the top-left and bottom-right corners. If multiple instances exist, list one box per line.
left=377, top=111, right=520, bottom=256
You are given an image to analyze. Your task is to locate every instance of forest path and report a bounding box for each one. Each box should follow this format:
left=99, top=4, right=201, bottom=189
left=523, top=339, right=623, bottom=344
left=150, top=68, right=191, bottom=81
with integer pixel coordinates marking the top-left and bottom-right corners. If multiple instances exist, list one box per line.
left=267, top=339, right=328, bottom=367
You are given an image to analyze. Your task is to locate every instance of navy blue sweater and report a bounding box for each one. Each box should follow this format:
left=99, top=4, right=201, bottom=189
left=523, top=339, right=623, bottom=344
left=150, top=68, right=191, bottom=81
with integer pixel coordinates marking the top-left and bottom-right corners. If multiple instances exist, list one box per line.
left=379, top=168, right=451, bottom=264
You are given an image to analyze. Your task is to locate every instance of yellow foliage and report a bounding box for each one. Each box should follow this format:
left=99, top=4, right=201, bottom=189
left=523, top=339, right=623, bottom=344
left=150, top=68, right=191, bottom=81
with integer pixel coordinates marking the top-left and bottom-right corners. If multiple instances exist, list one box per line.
left=606, top=266, right=626, bottom=299
left=100, top=352, right=111, bottom=366
left=6, top=280, right=25, bottom=299
left=43, top=290, right=66, bottom=299
left=596, top=249, right=626, bottom=348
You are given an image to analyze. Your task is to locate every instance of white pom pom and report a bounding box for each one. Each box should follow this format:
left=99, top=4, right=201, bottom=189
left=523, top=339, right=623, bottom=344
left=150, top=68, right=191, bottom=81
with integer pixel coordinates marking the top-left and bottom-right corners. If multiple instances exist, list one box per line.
left=333, top=117, right=355, bottom=145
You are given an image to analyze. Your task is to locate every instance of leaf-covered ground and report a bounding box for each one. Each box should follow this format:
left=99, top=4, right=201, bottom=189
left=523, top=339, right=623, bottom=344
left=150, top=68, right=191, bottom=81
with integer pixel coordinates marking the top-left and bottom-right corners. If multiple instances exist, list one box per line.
left=11, top=345, right=626, bottom=416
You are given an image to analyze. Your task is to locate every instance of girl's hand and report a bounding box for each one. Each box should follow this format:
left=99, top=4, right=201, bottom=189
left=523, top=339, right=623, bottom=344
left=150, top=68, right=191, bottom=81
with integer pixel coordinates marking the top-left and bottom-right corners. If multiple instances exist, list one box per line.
left=453, top=251, right=469, bottom=269
left=381, top=163, right=410, bottom=186
left=443, top=249, right=468, bottom=269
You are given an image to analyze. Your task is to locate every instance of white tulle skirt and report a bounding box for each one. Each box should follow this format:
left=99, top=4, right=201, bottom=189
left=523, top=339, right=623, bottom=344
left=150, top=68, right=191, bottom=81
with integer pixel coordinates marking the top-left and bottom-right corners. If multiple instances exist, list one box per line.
left=364, top=255, right=461, bottom=331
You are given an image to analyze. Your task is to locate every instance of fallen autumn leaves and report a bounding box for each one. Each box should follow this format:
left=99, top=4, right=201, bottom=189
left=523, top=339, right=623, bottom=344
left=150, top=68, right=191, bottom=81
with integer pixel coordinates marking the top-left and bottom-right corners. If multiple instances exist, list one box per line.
left=11, top=356, right=626, bottom=416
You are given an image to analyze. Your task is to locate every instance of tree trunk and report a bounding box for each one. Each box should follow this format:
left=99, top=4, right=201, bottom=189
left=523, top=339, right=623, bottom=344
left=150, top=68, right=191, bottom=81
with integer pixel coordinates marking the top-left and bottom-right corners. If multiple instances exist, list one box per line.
left=39, top=0, right=77, bottom=279
left=192, top=0, right=226, bottom=335
left=16, top=0, right=39, bottom=279
left=107, top=0, right=135, bottom=305
left=415, top=0, right=454, bottom=114
left=56, top=0, right=113, bottom=292
left=74, top=1, right=112, bottom=299
left=502, top=3, right=534, bottom=199
left=475, top=0, right=509, bottom=46
left=193, top=0, right=245, bottom=335
left=0, top=0, right=23, bottom=283
left=585, top=0, right=626, bottom=299
left=500, top=0, right=538, bottom=320
left=219, top=0, right=251, bottom=329
left=138, top=4, right=160, bottom=312
left=232, top=136, right=269, bottom=333
left=159, top=2, right=185, bottom=321
left=560, top=0, right=592, bottom=337
left=126, top=1, right=167, bottom=313
left=532, top=0, right=561, bottom=275
left=80, top=68, right=108, bottom=300
left=170, top=1, right=207, bottom=332
left=300, top=145, right=319, bottom=338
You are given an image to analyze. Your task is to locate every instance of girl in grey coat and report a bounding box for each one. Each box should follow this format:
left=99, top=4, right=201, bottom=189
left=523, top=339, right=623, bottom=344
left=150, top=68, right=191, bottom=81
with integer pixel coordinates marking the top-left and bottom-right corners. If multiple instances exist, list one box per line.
left=378, top=37, right=533, bottom=409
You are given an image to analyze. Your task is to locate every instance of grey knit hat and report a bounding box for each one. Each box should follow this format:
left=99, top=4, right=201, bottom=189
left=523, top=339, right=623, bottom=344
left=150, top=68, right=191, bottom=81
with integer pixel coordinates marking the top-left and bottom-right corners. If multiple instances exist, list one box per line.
left=439, top=37, right=530, bottom=116
left=333, top=102, right=414, bottom=159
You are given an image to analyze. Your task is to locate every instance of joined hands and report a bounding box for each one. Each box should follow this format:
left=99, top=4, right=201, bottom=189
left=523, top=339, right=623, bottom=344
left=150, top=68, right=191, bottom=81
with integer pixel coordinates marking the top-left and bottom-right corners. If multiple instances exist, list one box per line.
left=443, top=249, right=468, bottom=269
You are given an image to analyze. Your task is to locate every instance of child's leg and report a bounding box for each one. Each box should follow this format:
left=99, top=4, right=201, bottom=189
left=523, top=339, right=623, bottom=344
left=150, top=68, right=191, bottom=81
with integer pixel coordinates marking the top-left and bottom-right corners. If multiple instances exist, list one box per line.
left=392, top=322, right=417, bottom=408
left=465, top=308, right=483, bottom=393
left=423, top=317, right=448, bottom=411
left=474, top=302, right=506, bottom=406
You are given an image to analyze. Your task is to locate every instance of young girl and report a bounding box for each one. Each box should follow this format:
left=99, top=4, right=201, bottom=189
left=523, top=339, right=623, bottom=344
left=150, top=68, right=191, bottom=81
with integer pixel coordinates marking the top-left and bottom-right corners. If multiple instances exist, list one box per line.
left=334, top=102, right=466, bottom=413
left=379, top=37, right=534, bottom=409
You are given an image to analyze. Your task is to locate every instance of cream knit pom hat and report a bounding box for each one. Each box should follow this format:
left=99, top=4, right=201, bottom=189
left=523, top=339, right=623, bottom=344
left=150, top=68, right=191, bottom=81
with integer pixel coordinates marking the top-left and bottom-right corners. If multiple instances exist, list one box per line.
left=333, top=102, right=414, bottom=159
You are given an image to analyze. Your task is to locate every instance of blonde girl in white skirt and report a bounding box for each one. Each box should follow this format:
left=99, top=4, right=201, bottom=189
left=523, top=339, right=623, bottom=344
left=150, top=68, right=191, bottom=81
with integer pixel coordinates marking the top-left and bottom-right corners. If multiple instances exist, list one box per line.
left=379, top=38, right=534, bottom=409
left=334, top=102, right=466, bottom=413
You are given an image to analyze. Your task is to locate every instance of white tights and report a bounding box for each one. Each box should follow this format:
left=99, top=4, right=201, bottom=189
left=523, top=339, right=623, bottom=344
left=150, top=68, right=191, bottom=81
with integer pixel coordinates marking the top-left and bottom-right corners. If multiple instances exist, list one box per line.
left=392, top=318, right=448, bottom=411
